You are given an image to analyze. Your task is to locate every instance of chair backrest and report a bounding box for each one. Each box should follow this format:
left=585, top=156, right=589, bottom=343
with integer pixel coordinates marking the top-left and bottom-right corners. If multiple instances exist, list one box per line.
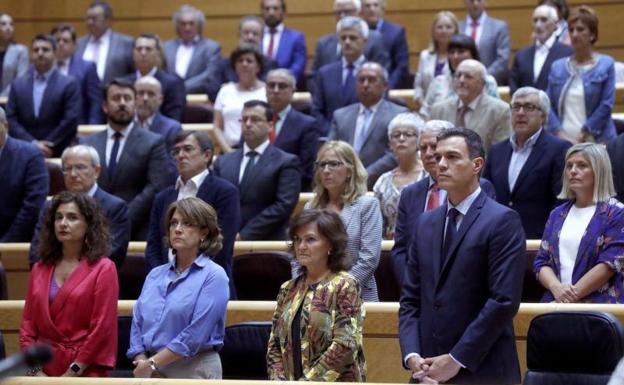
left=110, top=315, right=134, bottom=377
left=375, top=249, right=400, bottom=302
left=524, top=311, right=624, bottom=385
left=118, top=253, right=148, bottom=300
left=522, top=249, right=545, bottom=302
left=233, top=252, right=292, bottom=301
left=45, top=161, right=65, bottom=196
left=219, top=321, right=272, bottom=380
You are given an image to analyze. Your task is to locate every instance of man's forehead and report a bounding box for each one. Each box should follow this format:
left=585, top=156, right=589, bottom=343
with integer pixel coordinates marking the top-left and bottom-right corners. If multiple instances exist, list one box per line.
left=242, top=106, right=265, bottom=116
left=64, top=153, right=91, bottom=164
left=436, top=136, right=468, bottom=153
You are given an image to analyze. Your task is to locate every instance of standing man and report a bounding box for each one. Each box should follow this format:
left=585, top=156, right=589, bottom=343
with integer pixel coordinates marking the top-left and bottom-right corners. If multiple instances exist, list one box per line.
left=459, top=0, right=510, bottom=85
left=483, top=87, right=570, bottom=239
left=76, top=1, right=134, bottom=85
left=360, top=0, right=409, bottom=88
left=399, top=127, right=525, bottom=384
left=163, top=5, right=222, bottom=95
left=260, top=0, right=307, bottom=83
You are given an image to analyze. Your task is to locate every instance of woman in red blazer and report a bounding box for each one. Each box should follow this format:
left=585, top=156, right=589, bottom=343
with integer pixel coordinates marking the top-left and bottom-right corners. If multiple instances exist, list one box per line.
left=20, top=191, right=118, bottom=377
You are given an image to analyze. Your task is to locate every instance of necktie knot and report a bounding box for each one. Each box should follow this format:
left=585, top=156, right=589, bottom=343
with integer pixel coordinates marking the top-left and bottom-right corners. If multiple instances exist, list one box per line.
left=447, top=208, right=460, bottom=223
left=431, top=182, right=440, bottom=192
left=246, top=150, right=258, bottom=159
left=113, top=131, right=122, bottom=140
left=269, top=27, right=277, bottom=34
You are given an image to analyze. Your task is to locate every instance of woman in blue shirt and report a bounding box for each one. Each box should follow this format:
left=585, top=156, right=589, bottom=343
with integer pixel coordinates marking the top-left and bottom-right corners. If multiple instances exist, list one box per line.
left=128, top=197, right=229, bottom=378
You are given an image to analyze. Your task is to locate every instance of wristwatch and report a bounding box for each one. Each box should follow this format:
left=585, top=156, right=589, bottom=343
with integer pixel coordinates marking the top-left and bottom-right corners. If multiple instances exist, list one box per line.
left=69, top=362, right=81, bottom=375
left=148, top=358, right=158, bottom=372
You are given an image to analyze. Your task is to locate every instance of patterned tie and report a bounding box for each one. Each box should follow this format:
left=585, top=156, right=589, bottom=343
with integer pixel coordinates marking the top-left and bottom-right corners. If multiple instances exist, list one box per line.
left=108, top=131, right=122, bottom=181
left=426, top=183, right=440, bottom=211
left=268, top=115, right=278, bottom=144
left=456, top=105, right=470, bottom=128
left=471, top=19, right=479, bottom=42
left=443, top=208, right=461, bottom=264
left=353, top=108, right=373, bottom=153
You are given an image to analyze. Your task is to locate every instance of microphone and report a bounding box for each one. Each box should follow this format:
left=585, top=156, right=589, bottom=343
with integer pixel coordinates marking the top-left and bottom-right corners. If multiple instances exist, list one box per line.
left=0, top=344, right=53, bottom=380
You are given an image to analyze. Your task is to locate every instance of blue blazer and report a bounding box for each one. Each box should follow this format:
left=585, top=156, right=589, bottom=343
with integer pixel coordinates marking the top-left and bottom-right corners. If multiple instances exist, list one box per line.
left=6, top=69, right=81, bottom=156
left=213, top=144, right=301, bottom=240
left=124, top=69, right=186, bottom=122
left=266, top=27, right=307, bottom=82
left=311, top=31, right=389, bottom=73
left=378, top=20, right=409, bottom=88
left=0, top=137, right=49, bottom=242
left=483, top=131, right=570, bottom=239
left=509, top=42, right=573, bottom=94
left=399, top=192, right=525, bottom=385
left=68, top=56, right=104, bottom=124
left=148, top=112, right=182, bottom=155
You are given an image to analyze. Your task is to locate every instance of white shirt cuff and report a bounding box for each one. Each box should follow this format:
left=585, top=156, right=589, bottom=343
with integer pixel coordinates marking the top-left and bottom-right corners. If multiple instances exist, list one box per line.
left=449, top=353, right=466, bottom=368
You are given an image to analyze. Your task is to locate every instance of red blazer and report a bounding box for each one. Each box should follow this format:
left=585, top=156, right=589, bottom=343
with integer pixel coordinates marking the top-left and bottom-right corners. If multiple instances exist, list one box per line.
left=20, top=257, right=118, bottom=376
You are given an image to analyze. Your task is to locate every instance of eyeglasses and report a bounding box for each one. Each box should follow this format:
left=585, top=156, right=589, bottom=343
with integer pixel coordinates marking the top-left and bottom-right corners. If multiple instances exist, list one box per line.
left=169, top=219, right=196, bottom=230
left=61, top=164, right=91, bottom=174
left=390, top=130, right=418, bottom=139
left=314, top=160, right=344, bottom=170
left=510, top=103, right=542, bottom=113
left=171, top=145, right=199, bottom=157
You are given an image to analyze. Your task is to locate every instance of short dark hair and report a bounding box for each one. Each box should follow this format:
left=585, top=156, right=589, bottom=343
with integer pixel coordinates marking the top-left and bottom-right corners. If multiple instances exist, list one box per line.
left=174, top=131, right=214, bottom=166
left=448, top=34, right=480, bottom=71
left=288, top=209, right=352, bottom=275
left=164, top=197, right=223, bottom=256
left=243, top=99, right=273, bottom=121
left=229, top=43, right=264, bottom=75
left=89, top=1, right=113, bottom=19
left=261, top=0, right=286, bottom=11
left=38, top=191, right=112, bottom=265
left=135, top=33, right=162, bottom=52
left=32, top=33, right=57, bottom=51
left=103, top=78, right=135, bottom=101
left=569, top=5, right=598, bottom=44
left=50, top=24, right=77, bottom=43
left=436, top=127, right=485, bottom=160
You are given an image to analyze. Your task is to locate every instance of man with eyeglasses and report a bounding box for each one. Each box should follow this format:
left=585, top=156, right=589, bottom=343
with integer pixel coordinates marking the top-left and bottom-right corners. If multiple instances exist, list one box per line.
left=265, top=68, right=318, bottom=190
left=329, top=61, right=407, bottom=188
left=146, top=130, right=240, bottom=297
left=29, top=144, right=130, bottom=269
left=214, top=100, right=301, bottom=241
left=429, top=59, right=511, bottom=153
left=483, top=86, right=570, bottom=240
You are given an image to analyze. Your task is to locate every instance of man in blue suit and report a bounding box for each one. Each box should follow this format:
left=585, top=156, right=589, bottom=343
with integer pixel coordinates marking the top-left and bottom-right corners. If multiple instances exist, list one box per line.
left=360, top=0, right=409, bottom=88
left=213, top=100, right=301, bottom=240
left=399, top=127, right=525, bottom=385
left=29, top=144, right=130, bottom=269
left=260, top=0, right=307, bottom=83
left=52, top=24, right=104, bottom=124
left=6, top=34, right=81, bottom=158
left=146, top=130, right=240, bottom=296
left=509, top=4, right=573, bottom=94
left=0, top=106, right=49, bottom=242
left=266, top=69, right=318, bottom=191
left=483, top=87, right=570, bottom=240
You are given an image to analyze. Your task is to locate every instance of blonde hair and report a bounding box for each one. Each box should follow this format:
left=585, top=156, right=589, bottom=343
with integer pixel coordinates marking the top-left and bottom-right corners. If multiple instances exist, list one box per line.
left=429, top=11, right=459, bottom=53
left=558, top=143, right=615, bottom=203
left=311, top=141, right=368, bottom=208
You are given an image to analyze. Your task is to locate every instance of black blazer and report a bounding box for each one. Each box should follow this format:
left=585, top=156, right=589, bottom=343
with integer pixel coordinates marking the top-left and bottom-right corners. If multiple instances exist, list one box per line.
left=607, top=134, right=624, bottom=203
left=68, top=56, right=104, bottom=124
left=509, top=41, right=573, bottom=94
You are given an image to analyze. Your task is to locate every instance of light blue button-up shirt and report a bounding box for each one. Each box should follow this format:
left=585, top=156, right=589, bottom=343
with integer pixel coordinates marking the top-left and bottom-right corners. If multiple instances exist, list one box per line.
left=33, top=68, right=54, bottom=118
left=508, top=128, right=541, bottom=192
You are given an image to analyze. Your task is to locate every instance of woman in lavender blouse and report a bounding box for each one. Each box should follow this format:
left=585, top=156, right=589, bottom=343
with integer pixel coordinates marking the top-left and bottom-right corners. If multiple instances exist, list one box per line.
left=534, top=143, right=624, bottom=303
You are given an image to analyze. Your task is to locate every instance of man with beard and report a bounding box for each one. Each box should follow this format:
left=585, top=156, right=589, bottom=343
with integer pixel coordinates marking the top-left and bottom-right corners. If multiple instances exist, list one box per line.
left=81, top=78, right=173, bottom=240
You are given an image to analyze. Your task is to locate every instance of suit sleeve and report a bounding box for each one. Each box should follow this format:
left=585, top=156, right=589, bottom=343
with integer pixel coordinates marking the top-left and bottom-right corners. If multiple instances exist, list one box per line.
left=388, top=27, right=409, bottom=89
left=391, top=189, right=411, bottom=286
left=311, top=71, right=331, bottom=137
left=160, top=76, right=186, bottom=122
left=312, top=40, right=325, bottom=73
left=487, top=23, right=511, bottom=83
left=46, top=78, right=81, bottom=152
left=185, top=43, right=222, bottom=94
left=348, top=197, right=382, bottom=287
left=145, top=192, right=167, bottom=270
left=85, top=63, right=104, bottom=124
left=508, top=55, right=521, bottom=95
left=299, top=120, right=319, bottom=189
left=6, top=85, right=34, bottom=142
left=289, top=33, right=308, bottom=81
left=108, top=199, right=130, bottom=270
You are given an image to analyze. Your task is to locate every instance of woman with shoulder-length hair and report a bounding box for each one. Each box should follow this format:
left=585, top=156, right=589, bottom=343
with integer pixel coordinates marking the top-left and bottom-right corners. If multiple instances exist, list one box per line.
left=534, top=143, right=624, bottom=303
left=20, top=191, right=118, bottom=377
left=268, top=209, right=366, bottom=381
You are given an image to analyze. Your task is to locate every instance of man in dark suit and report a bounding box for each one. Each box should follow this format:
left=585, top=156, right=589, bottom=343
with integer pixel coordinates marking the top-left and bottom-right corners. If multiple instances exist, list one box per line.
left=360, top=0, right=409, bottom=88
left=260, top=0, right=307, bottom=83
left=6, top=34, right=81, bottom=158
left=164, top=4, right=222, bottom=95
left=0, top=106, right=49, bottom=242
left=213, top=100, right=301, bottom=240
left=146, top=130, right=240, bottom=296
left=29, top=144, right=130, bottom=268
left=52, top=24, right=103, bottom=124
left=80, top=79, right=173, bottom=240
left=312, top=16, right=368, bottom=136
left=607, top=132, right=624, bottom=204
left=484, top=87, right=570, bottom=239
left=330, top=61, right=408, bottom=187
left=124, top=34, right=186, bottom=122
left=76, top=1, right=134, bottom=85
left=509, top=4, right=573, bottom=94
left=266, top=68, right=318, bottom=190
left=399, top=127, right=525, bottom=384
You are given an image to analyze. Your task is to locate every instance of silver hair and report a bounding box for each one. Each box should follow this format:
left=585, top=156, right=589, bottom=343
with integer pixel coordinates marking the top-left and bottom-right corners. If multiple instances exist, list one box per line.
left=511, top=86, right=550, bottom=121
left=388, top=112, right=425, bottom=139
left=356, top=61, right=388, bottom=84
left=61, top=145, right=101, bottom=168
left=558, top=143, right=616, bottom=203
left=267, top=68, right=296, bottom=88
left=457, top=59, right=487, bottom=82
left=422, top=119, right=454, bottom=134
left=172, top=5, right=205, bottom=35
left=336, top=0, right=362, bottom=12
left=336, top=16, right=369, bottom=39
left=535, top=4, right=560, bottom=23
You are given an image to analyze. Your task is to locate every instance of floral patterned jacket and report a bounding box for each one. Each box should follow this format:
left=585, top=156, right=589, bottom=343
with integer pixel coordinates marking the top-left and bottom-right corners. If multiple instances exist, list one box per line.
left=533, top=198, right=624, bottom=303
left=266, top=271, right=366, bottom=381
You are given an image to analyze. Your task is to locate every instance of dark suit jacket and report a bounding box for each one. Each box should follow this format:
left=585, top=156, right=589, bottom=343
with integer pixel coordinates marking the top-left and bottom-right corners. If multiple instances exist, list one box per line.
left=213, top=144, right=301, bottom=240
left=145, top=173, right=240, bottom=296
left=207, top=56, right=276, bottom=102
left=163, top=37, right=222, bottom=94
left=509, top=42, right=573, bottom=94
left=483, top=130, right=570, bottom=239
left=392, top=177, right=495, bottom=286
left=607, top=134, right=624, bottom=203
left=312, top=31, right=389, bottom=73
left=378, top=20, right=409, bottom=88
left=68, top=56, right=104, bottom=124
left=75, top=31, right=135, bottom=85
left=276, top=108, right=318, bottom=191
left=146, top=112, right=183, bottom=156
left=0, top=137, right=49, bottom=242
left=6, top=69, right=81, bottom=156
left=29, top=187, right=130, bottom=268
left=265, top=27, right=307, bottom=82
left=123, top=69, right=186, bottom=122
left=80, top=125, right=174, bottom=240
left=399, top=192, right=525, bottom=385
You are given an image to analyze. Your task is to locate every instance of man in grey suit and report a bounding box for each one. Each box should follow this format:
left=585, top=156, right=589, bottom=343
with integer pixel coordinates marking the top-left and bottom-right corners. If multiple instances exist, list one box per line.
left=330, top=61, right=407, bottom=187
left=80, top=78, right=173, bottom=240
left=459, top=0, right=510, bottom=85
left=429, top=59, right=511, bottom=153
left=163, top=5, right=221, bottom=95
left=75, top=1, right=134, bottom=85
left=0, top=13, right=29, bottom=97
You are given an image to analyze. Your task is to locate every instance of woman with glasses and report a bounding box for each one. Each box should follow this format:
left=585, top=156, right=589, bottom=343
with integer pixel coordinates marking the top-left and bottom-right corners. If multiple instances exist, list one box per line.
left=534, top=143, right=624, bottom=303
left=373, top=113, right=426, bottom=239
left=128, top=197, right=229, bottom=378
left=299, top=141, right=382, bottom=302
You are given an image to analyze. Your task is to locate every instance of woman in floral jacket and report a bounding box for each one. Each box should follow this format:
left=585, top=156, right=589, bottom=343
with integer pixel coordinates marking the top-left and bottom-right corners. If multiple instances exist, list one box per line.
left=267, top=209, right=366, bottom=382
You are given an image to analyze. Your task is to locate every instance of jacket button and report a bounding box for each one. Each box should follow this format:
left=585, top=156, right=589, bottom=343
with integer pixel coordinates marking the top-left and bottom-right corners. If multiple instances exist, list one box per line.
left=508, top=201, right=513, bottom=207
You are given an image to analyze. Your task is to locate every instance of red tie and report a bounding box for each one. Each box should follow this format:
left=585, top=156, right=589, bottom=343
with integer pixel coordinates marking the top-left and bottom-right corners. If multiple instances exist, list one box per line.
left=268, top=115, right=278, bottom=143
left=426, top=183, right=440, bottom=211
left=471, top=19, right=479, bottom=42
left=267, top=28, right=276, bottom=59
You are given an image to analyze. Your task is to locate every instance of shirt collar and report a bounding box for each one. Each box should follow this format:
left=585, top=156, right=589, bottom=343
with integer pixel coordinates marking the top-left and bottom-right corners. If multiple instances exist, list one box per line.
left=468, top=11, right=487, bottom=26
left=34, top=67, right=55, bottom=81
left=359, top=98, right=383, bottom=114
left=458, top=92, right=482, bottom=110
left=106, top=122, right=133, bottom=138
left=447, top=186, right=482, bottom=216
left=244, top=139, right=270, bottom=155
left=175, top=168, right=209, bottom=190
left=510, top=128, right=542, bottom=151
left=180, top=35, right=200, bottom=46
left=375, top=19, right=384, bottom=30
left=90, top=28, right=111, bottom=43
left=168, top=254, right=209, bottom=272
left=536, top=33, right=556, bottom=50
left=87, top=183, right=99, bottom=197
left=264, top=23, right=284, bottom=34
left=135, top=113, right=155, bottom=129
left=342, top=55, right=366, bottom=69
left=277, top=104, right=291, bottom=121
left=136, top=66, right=158, bottom=78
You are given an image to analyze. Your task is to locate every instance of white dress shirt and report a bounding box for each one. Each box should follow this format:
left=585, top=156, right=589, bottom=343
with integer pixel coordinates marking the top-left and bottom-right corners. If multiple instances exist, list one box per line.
left=176, top=169, right=209, bottom=200
left=82, top=28, right=112, bottom=80
left=175, top=36, right=199, bottom=79
left=464, top=12, right=487, bottom=44
left=239, top=140, right=270, bottom=183
left=533, top=34, right=556, bottom=82
left=262, top=23, right=284, bottom=59
left=105, top=123, right=133, bottom=166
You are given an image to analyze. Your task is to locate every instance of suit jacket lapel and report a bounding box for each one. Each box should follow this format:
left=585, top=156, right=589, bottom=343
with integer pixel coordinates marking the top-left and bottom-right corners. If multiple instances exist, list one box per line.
left=37, top=266, right=68, bottom=340
left=345, top=105, right=360, bottom=143
left=573, top=202, right=605, bottom=276
left=527, top=46, right=537, bottom=83
left=500, top=141, right=513, bottom=196
left=275, top=109, right=293, bottom=145
left=536, top=46, right=558, bottom=86
left=430, top=206, right=446, bottom=286
left=511, top=130, right=547, bottom=196
left=241, top=146, right=272, bottom=197
left=92, top=132, right=109, bottom=185
left=187, top=40, right=203, bottom=76
left=38, top=70, right=58, bottom=120
left=362, top=100, right=386, bottom=146
left=50, top=259, right=92, bottom=318
left=111, top=124, right=137, bottom=185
